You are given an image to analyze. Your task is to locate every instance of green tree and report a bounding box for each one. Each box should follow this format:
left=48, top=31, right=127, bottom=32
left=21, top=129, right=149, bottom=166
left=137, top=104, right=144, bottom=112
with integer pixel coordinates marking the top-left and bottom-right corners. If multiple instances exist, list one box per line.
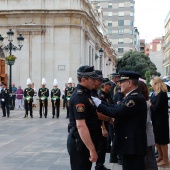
left=117, top=51, right=160, bottom=78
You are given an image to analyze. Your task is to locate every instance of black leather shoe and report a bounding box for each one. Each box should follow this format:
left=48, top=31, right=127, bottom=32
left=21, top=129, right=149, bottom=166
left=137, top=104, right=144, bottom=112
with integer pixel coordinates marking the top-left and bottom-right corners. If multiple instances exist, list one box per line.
left=52, top=116, right=54, bottom=118
left=31, top=116, right=33, bottom=118
left=102, top=166, right=111, bottom=170
left=65, top=117, right=69, bottom=119
left=2, top=115, right=6, bottom=117
left=118, top=159, right=122, bottom=165
left=45, top=116, right=47, bottom=118
left=39, top=116, right=42, bottom=118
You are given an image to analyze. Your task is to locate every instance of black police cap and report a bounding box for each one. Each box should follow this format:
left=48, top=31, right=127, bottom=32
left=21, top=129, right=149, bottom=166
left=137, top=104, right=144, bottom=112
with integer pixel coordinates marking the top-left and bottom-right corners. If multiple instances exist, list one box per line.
left=101, top=78, right=112, bottom=86
left=95, top=70, right=104, bottom=80
left=111, top=73, right=120, bottom=78
left=77, top=66, right=98, bottom=79
left=118, top=71, right=141, bottom=82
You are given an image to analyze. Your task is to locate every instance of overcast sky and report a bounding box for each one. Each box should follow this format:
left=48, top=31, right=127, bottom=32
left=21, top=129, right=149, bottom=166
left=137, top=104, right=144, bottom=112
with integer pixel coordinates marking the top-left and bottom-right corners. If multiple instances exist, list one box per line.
left=135, top=0, right=170, bottom=43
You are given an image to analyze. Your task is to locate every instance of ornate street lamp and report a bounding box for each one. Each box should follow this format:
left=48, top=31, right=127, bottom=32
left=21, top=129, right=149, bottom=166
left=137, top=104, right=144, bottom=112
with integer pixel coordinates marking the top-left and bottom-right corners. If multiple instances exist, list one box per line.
left=0, top=29, right=24, bottom=110
left=99, top=48, right=104, bottom=57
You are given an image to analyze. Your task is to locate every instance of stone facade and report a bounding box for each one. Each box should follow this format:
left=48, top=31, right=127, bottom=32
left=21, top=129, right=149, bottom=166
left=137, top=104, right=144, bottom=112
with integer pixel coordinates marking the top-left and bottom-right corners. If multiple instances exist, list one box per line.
left=0, top=0, right=116, bottom=90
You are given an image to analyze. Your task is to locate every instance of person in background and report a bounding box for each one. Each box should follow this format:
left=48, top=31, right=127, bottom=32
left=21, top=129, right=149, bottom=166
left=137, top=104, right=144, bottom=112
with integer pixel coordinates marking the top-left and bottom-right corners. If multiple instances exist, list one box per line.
left=65, top=77, right=74, bottom=118
left=138, top=80, right=158, bottom=170
left=24, top=78, right=34, bottom=118
left=62, top=83, right=67, bottom=109
left=12, top=83, right=17, bottom=108
left=0, top=81, right=2, bottom=108
left=148, top=77, right=169, bottom=166
left=16, top=86, right=24, bottom=110
left=38, top=78, right=49, bottom=118
left=51, top=79, right=61, bottom=118
left=1, top=83, right=10, bottom=117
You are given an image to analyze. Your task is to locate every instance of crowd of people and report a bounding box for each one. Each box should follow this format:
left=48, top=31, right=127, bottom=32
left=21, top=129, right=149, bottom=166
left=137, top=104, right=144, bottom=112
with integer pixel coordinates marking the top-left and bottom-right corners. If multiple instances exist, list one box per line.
left=67, top=65, right=169, bottom=170
left=0, top=65, right=169, bottom=170
left=0, top=77, right=75, bottom=119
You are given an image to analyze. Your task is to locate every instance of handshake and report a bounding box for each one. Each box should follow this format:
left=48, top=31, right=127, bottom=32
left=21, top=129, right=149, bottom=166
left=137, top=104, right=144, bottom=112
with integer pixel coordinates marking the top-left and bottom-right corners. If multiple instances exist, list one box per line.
left=91, top=96, right=101, bottom=107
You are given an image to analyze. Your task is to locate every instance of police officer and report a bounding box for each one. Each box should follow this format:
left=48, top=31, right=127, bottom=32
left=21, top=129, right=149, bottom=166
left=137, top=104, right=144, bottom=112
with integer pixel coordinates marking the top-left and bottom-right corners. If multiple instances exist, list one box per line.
left=67, top=66, right=101, bottom=170
left=65, top=77, right=74, bottom=118
left=51, top=79, right=61, bottom=118
left=1, top=83, right=10, bottom=117
left=95, top=78, right=113, bottom=170
left=38, top=78, right=49, bottom=118
left=92, top=71, right=147, bottom=170
left=24, top=78, right=34, bottom=118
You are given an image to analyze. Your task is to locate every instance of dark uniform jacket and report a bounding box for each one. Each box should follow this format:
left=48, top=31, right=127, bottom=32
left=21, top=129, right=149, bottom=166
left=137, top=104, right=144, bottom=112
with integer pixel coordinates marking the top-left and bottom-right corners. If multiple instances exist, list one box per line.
left=65, top=87, right=74, bottom=100
left=97, top=89, right=147, bottom=155
left=24, top=88, right=34, bottom=101
left=51, top=88, right=61, bottom=101
left=38, top=88, right=49, bottom=99
left=69, top=84, right=101, bottom=142
left=110, top=81, right=116, bottom=101
left=1, top=88, right=10, bottom=102
left=99, top=90, right=114, bottom=104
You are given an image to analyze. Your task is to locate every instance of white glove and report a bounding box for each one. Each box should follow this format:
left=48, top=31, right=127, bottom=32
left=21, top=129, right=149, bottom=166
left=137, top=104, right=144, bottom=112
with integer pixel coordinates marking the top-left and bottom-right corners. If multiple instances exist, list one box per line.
left=91, top=96, right=101, bottom=107
left=1, top=98, right=5, bottom=102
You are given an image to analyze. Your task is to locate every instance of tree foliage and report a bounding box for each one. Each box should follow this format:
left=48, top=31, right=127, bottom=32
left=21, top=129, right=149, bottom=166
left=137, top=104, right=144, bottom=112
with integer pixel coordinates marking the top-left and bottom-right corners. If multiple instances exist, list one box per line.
left=116, top=51, right=160, bottom=79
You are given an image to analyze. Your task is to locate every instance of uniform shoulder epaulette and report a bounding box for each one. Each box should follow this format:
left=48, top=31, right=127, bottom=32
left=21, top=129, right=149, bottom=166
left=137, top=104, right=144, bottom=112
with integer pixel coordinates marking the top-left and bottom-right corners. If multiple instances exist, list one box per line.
left=131, top=92, right=138, bottom=96
left=77, top=89, right=83, bottom=94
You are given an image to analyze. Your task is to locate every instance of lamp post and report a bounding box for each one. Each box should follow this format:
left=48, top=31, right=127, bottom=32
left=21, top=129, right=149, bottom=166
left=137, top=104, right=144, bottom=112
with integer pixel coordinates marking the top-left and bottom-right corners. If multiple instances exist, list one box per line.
left=0, top=29, right=24, bottom=110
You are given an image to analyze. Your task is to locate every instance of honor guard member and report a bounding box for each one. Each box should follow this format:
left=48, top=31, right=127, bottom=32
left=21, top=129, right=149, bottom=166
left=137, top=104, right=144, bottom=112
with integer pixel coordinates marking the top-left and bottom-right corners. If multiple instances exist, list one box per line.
left=1, top=83, right=10, bottom=117
left=92, top=71, right=147, bottom=170
left=65, top=77, right=74, bottom=118
left=51, top=79, right=61, bottom=118
left=24, top=78, right=34, bottom=118
left=67, top=66, right=101, bottom=170
left=38, top=78, right=49, bottom=118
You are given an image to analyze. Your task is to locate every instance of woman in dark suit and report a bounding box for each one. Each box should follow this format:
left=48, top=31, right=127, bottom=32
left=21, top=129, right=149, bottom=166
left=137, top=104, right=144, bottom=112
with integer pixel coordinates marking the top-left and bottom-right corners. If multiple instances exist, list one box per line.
left=149, top=77, right=169, bottom=166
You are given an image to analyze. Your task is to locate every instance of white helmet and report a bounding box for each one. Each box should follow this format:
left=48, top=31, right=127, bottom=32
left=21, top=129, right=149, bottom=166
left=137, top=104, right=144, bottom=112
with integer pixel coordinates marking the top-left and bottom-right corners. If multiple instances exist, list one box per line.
left=42, top=78, right=46, bottom=85
left=53, top=79, right=58, bottom=86
left=27, top=78, right=32, bottom=85
left=68, top=77, right=73, bottom=83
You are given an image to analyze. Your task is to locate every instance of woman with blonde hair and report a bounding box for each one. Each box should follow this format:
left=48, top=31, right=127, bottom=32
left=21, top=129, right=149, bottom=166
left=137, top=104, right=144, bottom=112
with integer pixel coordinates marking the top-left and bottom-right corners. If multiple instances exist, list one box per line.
left=148, top=77, right=169, bottom=166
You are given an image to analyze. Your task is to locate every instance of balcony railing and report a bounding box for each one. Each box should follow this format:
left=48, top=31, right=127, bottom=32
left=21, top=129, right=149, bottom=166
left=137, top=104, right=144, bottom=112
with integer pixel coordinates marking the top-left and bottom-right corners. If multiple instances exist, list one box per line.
left=163, top=54, right=170, bottom=64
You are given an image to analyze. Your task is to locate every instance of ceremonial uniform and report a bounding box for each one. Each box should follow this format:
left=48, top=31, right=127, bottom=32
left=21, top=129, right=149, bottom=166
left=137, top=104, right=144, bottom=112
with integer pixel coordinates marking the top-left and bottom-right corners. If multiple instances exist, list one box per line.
left=24, top=81, right=34, bottom=118
left=67, top=66, right=101, bottom=170
left=51, top=79, right=61, bottom=118
left=93, top=71, right=147, bottom=170
left=1, top=84, right=10, bottom=117
left=65, top=78, right=74, bottom=118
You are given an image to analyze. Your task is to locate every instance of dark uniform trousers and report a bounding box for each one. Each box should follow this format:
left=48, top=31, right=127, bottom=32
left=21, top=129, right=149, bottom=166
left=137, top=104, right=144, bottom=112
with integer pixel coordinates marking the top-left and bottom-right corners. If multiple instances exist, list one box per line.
left=1, top=101, right=9, bottom=117
left=24, top=100, right=33, bottom=116
left=122, top=154, right=145, bottom=170
left=52, top=99, right=60, bottom=117
left=67, top=129, right=100, bottom=170
left=95, top=129, right=107, bottom=170
left=39, top=99, right=48, bottom=117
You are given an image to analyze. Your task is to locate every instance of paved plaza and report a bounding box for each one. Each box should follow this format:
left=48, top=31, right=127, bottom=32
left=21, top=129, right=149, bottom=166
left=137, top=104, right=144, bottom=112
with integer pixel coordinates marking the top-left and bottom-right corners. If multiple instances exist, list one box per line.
left=0, top=107, right=170, bottom=170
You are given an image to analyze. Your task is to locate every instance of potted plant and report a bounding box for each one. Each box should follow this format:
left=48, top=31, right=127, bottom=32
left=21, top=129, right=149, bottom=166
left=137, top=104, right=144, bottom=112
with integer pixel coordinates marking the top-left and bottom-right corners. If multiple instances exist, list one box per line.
left=5, top=55, right=17, bottom=65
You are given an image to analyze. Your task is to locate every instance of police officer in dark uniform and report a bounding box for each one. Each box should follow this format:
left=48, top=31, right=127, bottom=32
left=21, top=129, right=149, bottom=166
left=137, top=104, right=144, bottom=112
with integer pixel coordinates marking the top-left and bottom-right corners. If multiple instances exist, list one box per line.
left=1, top=83, right=10, bottom=117
left=95, top=78, right=113, bottom=170
left=67, top=66, right=101, bottom=170
left=92, top=71, right=147, bottom=170
left=51, top=79, right=61, bottom=118
left=65, top=77, right=74, bottom=118
left=38, top=78, right=49, bottom=118
left=24, top=78, right=34, bottom=118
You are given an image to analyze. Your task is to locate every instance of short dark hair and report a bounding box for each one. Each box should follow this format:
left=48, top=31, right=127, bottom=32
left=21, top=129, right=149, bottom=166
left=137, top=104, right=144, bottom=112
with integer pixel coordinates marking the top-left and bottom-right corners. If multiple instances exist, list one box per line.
left=77, top=75, right=89, bottom=83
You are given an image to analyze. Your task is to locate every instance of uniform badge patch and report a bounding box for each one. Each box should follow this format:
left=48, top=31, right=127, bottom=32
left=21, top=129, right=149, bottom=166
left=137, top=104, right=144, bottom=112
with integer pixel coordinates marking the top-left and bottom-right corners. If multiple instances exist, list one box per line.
left=76, top=103, right=85, bottom=112
left=125, top=100, right=135, bottom=107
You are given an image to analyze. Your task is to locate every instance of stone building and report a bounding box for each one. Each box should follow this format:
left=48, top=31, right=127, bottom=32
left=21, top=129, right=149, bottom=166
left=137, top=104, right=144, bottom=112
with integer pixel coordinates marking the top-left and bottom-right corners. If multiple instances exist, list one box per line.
left=0, top=0, right=116, bottom=89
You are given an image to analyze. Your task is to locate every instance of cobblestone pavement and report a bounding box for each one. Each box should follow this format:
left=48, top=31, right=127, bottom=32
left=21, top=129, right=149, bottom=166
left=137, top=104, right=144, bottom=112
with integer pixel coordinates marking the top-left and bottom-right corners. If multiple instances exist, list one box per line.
left=0, top=107, right=169, bottom=170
